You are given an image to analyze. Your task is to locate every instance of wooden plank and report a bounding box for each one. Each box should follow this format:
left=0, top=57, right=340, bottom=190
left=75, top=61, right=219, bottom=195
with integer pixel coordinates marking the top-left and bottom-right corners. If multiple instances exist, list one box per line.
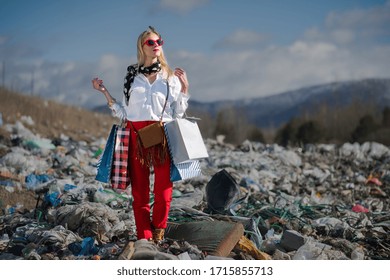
left=165, top=220, right=244, bottom=257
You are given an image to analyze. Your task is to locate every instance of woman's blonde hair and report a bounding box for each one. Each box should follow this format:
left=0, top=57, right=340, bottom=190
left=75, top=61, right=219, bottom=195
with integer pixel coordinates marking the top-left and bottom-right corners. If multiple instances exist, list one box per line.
left=137, top=26, right=173, bottom=77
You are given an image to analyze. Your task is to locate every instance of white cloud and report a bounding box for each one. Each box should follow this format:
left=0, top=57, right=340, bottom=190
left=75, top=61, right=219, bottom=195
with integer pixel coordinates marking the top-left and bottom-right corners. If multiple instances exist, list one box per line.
left=329, top=29, right=356, bottom=45
left=303, top=2, right=390, bottom=47
left=313, top=2, right=390, bottom=46
left=325, top=4, right=390, bottom=30
left=95, top=54, right=130, bottom=85
left=158, top=0, right=209, bottom=15
left=213, top=29, right=269, bottom=50
left=288, top=41, right=337, bottom=59
left=168, top=37, right=390, bottom=103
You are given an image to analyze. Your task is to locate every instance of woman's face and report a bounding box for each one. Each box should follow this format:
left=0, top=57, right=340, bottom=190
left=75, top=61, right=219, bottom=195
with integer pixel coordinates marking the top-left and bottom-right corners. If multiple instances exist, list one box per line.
left=142, top=33, right=163, bottom=59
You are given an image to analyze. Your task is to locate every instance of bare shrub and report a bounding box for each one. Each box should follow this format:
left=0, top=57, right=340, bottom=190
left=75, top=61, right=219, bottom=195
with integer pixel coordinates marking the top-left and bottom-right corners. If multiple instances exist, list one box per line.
left=214, top=107, right=266, bottom=145
left=274, top=100, right=388, bottom=146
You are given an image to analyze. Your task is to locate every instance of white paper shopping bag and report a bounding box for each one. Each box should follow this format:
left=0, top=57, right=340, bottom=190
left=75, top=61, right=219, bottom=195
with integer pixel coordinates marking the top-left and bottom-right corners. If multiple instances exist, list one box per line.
left=164, top=118, right=209, bottom=164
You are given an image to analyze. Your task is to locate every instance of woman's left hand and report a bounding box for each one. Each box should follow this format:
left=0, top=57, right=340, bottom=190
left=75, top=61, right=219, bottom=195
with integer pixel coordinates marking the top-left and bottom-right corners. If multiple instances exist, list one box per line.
left=174, top=68, right=189, bottom=94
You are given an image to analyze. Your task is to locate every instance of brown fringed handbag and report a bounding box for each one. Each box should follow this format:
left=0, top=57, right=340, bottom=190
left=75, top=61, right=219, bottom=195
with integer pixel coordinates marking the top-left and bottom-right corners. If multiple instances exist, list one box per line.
left=131, top=81, right=169, bottom=149
left=137, top=120, right=165, bottom=148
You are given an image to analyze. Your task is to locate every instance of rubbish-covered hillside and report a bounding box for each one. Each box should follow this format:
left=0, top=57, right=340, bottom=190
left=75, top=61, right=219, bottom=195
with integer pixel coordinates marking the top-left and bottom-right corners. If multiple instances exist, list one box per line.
left=0, top=117, right=389, bottom=260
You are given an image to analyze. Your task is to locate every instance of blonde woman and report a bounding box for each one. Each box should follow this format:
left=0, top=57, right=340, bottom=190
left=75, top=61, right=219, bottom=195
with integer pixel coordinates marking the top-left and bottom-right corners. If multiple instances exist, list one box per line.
left=92, top=26, right=189, bottom=242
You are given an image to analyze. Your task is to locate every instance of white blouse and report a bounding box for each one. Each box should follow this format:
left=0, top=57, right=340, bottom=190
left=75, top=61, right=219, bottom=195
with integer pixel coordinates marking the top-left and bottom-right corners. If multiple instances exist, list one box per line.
left=110, top=72, right=190, bottom=122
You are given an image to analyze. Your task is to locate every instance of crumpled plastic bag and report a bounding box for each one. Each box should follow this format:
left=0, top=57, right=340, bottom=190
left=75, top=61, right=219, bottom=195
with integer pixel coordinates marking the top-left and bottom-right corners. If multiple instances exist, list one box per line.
left=205, top=169, right=241, bottom=214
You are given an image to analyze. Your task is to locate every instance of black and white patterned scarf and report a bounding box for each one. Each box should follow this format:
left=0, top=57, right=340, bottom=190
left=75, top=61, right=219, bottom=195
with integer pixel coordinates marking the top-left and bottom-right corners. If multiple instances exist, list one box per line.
left=123, top=61, right=161, bottom=104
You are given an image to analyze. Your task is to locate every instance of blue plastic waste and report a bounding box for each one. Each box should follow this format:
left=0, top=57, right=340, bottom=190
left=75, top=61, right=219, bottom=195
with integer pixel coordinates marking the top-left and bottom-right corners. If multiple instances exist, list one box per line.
left=68, top=237, right=99, bottom=256
left=64, top=184, right=77, bottom=192
left=0, top=180, right=15, bottom=187
left=78, top=237, right=99, bottom=256
left=44, top=192, right=61, bottom=207
left=25, top=174, right=53, bottom=190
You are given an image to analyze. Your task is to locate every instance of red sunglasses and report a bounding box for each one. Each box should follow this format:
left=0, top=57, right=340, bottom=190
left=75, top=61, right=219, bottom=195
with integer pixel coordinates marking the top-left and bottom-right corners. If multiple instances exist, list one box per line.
left=143, top=39, right=164, bottom=47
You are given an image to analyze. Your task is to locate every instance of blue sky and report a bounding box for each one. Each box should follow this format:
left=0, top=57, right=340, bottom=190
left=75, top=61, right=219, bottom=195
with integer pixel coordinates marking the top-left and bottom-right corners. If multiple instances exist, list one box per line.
left=1, top=0, right=389, bottom=108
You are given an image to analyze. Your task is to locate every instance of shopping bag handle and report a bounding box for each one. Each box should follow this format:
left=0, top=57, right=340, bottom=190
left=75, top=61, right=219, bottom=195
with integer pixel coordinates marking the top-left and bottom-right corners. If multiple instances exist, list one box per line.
left=185, top=116, right=202, bottom=121
left=182, top=111, right=201, bottom=121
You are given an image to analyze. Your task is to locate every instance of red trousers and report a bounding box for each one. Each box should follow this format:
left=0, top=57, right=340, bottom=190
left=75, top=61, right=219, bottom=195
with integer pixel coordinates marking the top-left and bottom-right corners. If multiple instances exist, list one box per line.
left=127, top=121, right=173, bottom=240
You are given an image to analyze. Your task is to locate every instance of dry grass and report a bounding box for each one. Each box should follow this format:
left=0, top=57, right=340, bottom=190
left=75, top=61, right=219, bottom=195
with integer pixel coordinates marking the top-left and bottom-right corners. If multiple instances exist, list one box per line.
left=0, top=87, right=116, bottom=143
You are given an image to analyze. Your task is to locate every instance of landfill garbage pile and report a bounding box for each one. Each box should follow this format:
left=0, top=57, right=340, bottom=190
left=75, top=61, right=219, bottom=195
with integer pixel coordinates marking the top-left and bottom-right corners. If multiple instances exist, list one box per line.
left=0, top=120, right=389, bottom=260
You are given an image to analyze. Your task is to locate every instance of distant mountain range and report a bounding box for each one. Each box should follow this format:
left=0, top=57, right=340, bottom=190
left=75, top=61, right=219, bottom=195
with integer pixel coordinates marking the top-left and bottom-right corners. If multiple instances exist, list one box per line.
left=93, top=78, right=390, bottom=129
left=187, top=78, right=390, bottom=129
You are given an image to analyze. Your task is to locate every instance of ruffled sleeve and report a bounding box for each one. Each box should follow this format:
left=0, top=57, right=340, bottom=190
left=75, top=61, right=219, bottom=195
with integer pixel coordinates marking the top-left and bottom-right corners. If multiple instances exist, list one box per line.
left=109, top=101, right=127, bottom=122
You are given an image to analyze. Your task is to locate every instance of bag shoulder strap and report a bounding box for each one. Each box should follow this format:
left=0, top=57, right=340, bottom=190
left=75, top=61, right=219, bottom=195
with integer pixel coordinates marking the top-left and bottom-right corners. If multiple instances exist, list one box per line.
left=160, top=80, right=170, bottom=122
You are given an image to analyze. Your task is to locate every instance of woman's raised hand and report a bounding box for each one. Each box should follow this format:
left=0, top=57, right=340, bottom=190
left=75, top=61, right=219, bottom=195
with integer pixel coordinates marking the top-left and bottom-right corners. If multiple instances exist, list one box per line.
left=174, top=68, right=189, bottom=94
left=91, top=77, right=106, bottom=92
